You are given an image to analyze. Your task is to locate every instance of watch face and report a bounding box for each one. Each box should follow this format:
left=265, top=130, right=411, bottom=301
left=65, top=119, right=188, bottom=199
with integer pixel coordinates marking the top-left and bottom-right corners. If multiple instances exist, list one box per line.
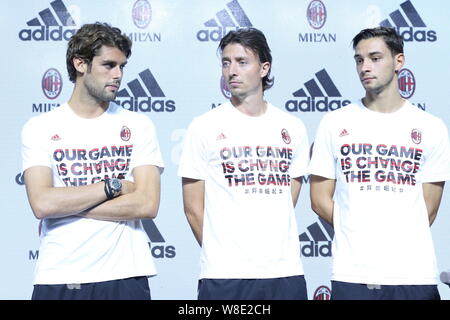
left=111, top=179, right=122, bottom=191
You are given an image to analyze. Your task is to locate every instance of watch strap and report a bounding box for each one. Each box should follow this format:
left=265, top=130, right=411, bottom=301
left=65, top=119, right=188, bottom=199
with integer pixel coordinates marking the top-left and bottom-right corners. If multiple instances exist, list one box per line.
left=103, top=178, right=115, bottom=200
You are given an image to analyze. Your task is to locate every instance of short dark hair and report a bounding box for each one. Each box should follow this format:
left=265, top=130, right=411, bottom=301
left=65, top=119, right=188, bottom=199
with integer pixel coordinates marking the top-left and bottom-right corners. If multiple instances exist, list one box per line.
left=352, top=26, right=404, bottom=56
left=218, top=28, right=274, bottom=91
left=66, top=22, right=132, bottom=82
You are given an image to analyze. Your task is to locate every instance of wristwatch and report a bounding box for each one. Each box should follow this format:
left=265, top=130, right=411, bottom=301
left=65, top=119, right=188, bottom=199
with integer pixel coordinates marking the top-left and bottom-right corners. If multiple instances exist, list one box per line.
left=104, top=178, right=122, bottom=199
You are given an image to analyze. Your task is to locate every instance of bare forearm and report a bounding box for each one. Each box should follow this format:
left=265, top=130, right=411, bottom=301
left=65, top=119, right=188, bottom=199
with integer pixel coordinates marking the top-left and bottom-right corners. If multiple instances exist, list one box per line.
left=311, top=197, right=334, bottom=226
left=81, top=191, right=159, bottom=221
left=423, top=181, right=445, bottom=226
left=310, top=175, right=336, bottom=226
left=182, top=178, right=205, bottom=246
left=25, top=165, right=161, bottom=221
left=26, top=182, right=107, bottom=219
left=291, top=177, right=303, bottom=207
left=185, top=210, right=203, bottom=246
left=82, top=166, right=162, bottom=221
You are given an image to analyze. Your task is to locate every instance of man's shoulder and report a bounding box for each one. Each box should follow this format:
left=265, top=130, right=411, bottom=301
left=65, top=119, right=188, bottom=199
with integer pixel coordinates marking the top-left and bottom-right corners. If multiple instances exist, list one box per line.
left=315, top=102, right=358, bottom=126
left=108, top=102, right=136, bottom=117
left=23, top=103, right=67, bottom=129
left=268, top=102, right=305, bottom=119
left=108, top=102, right=153, bottom=124
left=191, top=102, right=231, bottom=124
left=266, top=103, right=308, bottom=131
left=404, top=101, right=447, bottom=128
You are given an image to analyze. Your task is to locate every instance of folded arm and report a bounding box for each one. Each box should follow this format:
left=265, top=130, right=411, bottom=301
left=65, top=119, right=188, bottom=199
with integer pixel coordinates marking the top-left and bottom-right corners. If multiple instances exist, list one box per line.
left=24, top=165, right=161, bottom=221
left=81, top=165, right=161, bottom=221
left=24, top=166, right=107, bottom=219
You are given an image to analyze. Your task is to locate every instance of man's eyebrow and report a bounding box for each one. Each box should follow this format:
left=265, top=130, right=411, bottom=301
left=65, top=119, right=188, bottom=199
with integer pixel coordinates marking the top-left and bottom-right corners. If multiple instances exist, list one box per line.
left=222, top=56, right=247, bottom=61
left=101, top=58, right=127, bottom=63
left=354, top=51, right=383, bottom=58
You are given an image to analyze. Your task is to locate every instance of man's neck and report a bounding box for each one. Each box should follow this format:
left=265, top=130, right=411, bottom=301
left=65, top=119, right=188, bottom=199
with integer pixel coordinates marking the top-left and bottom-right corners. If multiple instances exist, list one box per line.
left=68, top=85, right=108, bottom=119
left=362, top=87, right=405, bottom=113
left=231, top=94, right=267, bottom=117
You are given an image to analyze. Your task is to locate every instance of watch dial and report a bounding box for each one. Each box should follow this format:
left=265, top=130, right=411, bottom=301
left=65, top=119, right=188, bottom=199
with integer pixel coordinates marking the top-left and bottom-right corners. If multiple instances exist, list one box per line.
left=112, top=179, right=121, bottom=190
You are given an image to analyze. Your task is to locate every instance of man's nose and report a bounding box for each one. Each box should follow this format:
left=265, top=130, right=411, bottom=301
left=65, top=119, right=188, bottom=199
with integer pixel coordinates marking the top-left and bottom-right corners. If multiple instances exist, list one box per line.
left=360, top=59, right=372, bottom=73
left=112, top=66, right=123, bottom=79
left=228, top=62, right=238, bottom=76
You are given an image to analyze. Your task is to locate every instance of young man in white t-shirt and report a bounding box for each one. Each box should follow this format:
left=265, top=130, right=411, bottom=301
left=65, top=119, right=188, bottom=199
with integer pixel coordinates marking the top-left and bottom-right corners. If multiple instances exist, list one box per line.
left=309, top=26, right=450, bottom=300
left=178, top=28, right=310, bottom=300
left=21, top=23, right=164, bottom=300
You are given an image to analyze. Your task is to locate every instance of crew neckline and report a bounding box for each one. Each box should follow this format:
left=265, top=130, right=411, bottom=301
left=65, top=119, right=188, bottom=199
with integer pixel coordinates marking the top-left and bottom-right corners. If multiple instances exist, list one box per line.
left=356, top=98, right=410, bottom=117
left=226, top=101, right=272, bottom=120
left=63, top=102, right=112, bottom=121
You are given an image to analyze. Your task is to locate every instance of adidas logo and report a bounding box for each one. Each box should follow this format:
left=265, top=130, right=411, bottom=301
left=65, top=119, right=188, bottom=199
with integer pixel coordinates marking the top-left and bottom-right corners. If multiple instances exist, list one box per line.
left=51, top=134, right=61, bottom=141
left=196, top=0, right=252, bottom=42
left=379, top=0, right=436, bottom=42
left=339, top=129, right=349, bottom=137
left=142, top=219, right=176, bottom=259
left=19, top=0, right=78, bottom=41
left=216, top=133, right=227, bottom=141
left=299, top=217, right=333, bottom=257
left=114, top=69, right=176, bottom=112
left=285, top=69, right=351, bottom=112
left=28, top=219, right=176, bottom=261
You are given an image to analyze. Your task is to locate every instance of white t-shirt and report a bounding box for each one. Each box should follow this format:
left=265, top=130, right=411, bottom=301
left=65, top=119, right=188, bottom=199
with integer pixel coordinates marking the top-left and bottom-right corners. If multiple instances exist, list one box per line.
left=22, top=102, right=164, bottom=285
left=308, top=100, right=450, bottom=285
left=178, top=102, right=309, bottom=279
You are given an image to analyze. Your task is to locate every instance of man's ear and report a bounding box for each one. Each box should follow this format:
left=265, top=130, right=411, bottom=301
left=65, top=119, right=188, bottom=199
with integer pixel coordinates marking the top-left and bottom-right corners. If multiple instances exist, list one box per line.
left=260, top=61, right=270, bottom=78
left=73, top=56, right=88, bottom=75
left=394, top=53, right=405, bottom=74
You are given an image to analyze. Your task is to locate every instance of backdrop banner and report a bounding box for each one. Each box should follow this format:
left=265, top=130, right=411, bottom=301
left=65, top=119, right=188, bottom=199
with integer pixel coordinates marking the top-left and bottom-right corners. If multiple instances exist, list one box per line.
left=1, top=0, right=449, bottom=300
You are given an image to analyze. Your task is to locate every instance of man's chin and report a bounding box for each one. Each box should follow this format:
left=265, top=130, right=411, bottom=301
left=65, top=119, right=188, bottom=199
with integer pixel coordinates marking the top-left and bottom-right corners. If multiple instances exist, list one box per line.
left=102, top=93, right=118, bottom=102
left=364, top=85, right=384, bottom=95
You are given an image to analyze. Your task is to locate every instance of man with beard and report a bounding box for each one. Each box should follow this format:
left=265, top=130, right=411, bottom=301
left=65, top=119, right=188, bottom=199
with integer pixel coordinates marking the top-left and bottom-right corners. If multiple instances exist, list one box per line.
left=21, top=22, right=164, bottom=300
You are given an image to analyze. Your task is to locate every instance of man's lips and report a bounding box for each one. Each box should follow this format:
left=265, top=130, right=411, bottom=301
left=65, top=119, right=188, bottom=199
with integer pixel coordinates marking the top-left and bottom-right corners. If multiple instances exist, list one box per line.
left=362, top=77, right=375, bottom=83
left=106, top=84, right=120, bottom=90
left=228, top=81, right=241, bottom=87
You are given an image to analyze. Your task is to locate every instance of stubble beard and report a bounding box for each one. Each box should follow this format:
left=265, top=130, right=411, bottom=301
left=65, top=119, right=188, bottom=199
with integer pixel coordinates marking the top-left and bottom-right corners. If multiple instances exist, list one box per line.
left=85, top=81, right=118, bottom=103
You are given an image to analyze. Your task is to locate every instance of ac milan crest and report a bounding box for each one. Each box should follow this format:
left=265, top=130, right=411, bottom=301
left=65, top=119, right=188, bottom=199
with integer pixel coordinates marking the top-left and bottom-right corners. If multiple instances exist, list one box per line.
left=398, top=68, right=416, bottom=99
left=313, top=285, right=331, bottom=300
left=42, top=68, right=63, bottom=100
left=220, top=75, right=232, bottom=99
left=411, top=128, right=422, bottom=144
left=281, top=128, right=291, bottom=144
left=121, top=126, right=131, bottom=141
left=307, top=0, right=327, bottom=29
left=132, top=0, right=152, bottom=29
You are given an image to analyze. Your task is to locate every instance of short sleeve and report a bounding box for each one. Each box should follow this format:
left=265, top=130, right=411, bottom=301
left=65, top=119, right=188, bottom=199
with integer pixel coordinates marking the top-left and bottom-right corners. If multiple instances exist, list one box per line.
left=420, top=119, right=450, bottom=182
left=131, top=115, right=164, bottom=171
left=289, top=120, right=310, bottom=178
left=21, top=117, right=52, bottom=172
left=307, top=115, right=337, bottom=179
left=177, top=117, right=208, bottom=180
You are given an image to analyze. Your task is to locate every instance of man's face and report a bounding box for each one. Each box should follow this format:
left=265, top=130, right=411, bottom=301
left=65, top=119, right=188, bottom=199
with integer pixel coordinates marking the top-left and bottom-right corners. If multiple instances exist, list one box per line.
left=354, top=37, right=404, bottom=94
left=221, top=43, right=269, bottom=100
left=83, top=46, right=127, bottom=102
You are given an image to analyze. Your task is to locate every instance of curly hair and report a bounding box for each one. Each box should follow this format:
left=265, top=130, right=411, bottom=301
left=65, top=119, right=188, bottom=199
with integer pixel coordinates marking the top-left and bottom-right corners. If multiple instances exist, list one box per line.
left=66, top=22, right=132, bottom=82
